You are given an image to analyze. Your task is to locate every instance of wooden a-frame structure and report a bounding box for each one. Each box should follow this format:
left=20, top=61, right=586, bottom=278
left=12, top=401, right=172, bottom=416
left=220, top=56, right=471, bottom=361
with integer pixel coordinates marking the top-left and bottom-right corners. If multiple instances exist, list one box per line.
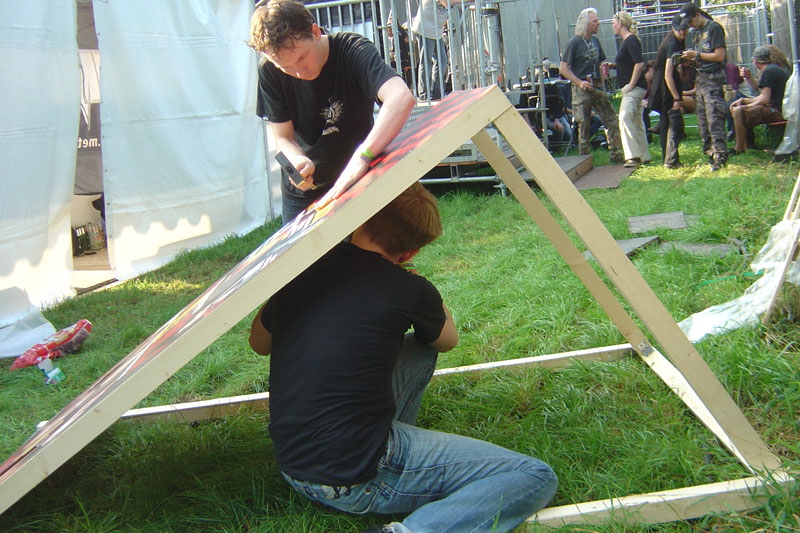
left=0, top=86, right=793, bottom=526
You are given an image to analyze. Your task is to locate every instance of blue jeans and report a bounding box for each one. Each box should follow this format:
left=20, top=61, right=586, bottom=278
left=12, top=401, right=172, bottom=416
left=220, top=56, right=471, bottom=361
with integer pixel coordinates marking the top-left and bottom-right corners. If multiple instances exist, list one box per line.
left=282, top=334, right=558, bottom=532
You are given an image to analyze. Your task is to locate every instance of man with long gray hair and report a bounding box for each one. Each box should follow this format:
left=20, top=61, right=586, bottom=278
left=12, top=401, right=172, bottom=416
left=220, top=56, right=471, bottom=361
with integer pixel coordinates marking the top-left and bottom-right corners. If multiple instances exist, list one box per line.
left=560, top=8, right=624, bottom=162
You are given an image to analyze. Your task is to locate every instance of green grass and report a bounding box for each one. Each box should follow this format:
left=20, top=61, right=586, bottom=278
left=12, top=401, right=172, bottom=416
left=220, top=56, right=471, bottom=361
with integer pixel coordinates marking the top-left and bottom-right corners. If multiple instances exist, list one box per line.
left=0, top=130, right=798, bottom=532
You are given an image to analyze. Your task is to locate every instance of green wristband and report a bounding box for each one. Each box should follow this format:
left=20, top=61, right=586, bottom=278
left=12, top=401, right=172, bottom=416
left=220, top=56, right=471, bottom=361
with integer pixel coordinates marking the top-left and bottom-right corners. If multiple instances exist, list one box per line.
left=359, top=145, right=375, bottom=163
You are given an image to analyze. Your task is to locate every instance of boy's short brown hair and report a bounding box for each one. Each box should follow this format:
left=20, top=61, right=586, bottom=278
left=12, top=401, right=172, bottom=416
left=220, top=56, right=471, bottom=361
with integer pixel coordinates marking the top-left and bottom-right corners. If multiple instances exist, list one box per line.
left=248, top=0, right=316, bottom=55
left=361, top=182, right=443, bottom=256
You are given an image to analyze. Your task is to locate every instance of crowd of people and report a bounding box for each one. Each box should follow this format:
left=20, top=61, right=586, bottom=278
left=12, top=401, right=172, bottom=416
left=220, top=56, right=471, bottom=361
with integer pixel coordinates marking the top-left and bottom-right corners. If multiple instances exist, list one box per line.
left=557, top=3, right=790, bottom=172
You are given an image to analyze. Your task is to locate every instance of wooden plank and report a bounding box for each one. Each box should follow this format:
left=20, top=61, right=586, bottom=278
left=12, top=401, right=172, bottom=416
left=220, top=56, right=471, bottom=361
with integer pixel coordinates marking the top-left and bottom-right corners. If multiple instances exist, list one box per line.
left=782, top=169, right=800, bottom=220
left=72, top=344, right=632, bottom=425
left=472, top=124, right=765, bottom=470
left=761, top=221, right=800, bottom=324
left=488, top=107, right=782, bottom=473
left=763, top=170, right=800, bottom=324
left=0, top=86, right=511, bottom=516
left=471, top=129, right=652, bottom=355
left=433, top=344, right=631, bottom=376
left=529, top=473, right=795, bottom=527
left=98, top=345, right=753, bottom=474
left=636, top=348, right=746, bottom=468
left=120, top=392, right=272, bottom=424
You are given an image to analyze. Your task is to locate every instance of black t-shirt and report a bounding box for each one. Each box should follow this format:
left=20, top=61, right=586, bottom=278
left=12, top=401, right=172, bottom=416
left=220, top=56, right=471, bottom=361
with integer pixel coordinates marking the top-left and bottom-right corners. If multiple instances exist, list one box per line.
left=690, top=20, right=725, bottom=73
left=615, top=34, right=647, bottom=89
left=650, top=34, right=685, bottom=111
left=759, top=64, right=789, bottom=110
left=260, top=242, right=446, bottom=485
left=257, top=33, right=398, bottom=202
left=562, top=35, right=606, bottom=81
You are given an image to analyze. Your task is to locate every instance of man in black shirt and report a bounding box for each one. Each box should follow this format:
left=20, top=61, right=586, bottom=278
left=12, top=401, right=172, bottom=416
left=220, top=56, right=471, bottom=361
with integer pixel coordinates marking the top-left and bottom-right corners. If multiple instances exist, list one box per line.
left=730, top=45, right=789, bottom=154
left=250, top=183, right=557, bottom=533
left=249, top=0, right=415, bottom=223
left=679, top=2, right=728, bottom=171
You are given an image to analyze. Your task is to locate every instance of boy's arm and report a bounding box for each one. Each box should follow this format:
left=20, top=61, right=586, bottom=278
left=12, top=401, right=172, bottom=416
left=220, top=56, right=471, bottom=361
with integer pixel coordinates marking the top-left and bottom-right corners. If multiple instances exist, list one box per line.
left=249, top=307, right=273, bottom=355
left=319, top=77, right=415, bottom=205
left=430, top=304, right=458, bottom=352
left=271, top=120, right=316, bottom=191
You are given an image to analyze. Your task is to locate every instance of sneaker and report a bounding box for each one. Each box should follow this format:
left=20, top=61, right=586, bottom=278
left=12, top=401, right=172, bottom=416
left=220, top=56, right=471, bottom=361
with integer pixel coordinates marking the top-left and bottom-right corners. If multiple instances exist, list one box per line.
left=623, top=158, right=641, bottom=168
left=361, top=526, right=395, bottom=533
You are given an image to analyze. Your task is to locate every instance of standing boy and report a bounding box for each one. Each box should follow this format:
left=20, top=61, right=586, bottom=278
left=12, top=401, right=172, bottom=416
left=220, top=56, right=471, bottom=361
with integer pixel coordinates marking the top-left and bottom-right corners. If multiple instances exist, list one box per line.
left=249, top=0, right=415, bottom=223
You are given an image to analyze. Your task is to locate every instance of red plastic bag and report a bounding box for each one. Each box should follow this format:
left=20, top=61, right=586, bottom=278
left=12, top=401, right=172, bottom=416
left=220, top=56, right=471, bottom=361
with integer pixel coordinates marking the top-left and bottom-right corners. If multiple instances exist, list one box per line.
left=10, top=319, right=92, bottom=370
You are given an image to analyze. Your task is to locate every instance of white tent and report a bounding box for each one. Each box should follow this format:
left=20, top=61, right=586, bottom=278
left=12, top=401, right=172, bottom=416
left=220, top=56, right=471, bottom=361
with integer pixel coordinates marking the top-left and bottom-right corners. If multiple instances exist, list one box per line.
left=0, top=1, right=275, bottom=351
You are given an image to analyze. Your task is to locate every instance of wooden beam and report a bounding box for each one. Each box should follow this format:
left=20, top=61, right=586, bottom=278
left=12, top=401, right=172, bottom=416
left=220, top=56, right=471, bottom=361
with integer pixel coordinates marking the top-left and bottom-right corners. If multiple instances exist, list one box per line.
left=488, top=106, right=782, bottom=473
left=471, top=129, right=653, bottom=355
left=73, top=344, right=632, bottom=425
left=120, top=392, right=271, bottom=424
left=433, top=344, right=631, bottom=376
left=0, top=87, right=512, bottom=516
left=529, top=473, right=795, bottom=528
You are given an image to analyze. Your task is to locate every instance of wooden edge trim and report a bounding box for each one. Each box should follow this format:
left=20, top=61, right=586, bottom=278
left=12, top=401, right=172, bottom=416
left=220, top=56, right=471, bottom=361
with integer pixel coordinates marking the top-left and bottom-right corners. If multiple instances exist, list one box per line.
left=44, top=344, right=632, bottom=425
left=529, top=472, right=796, bottom=528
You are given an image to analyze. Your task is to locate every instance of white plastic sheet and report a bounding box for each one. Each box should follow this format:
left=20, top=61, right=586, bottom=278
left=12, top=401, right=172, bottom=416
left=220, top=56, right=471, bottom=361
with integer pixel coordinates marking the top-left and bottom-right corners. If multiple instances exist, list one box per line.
left=0, top=2, right=80, bottom=320
left=0, top=288, right=55, bottom=359
left=679, top=219, right=800, bottom=342
left=776, top=65, right=799, bottom=155
left=93, top=1, right=268, bottom=279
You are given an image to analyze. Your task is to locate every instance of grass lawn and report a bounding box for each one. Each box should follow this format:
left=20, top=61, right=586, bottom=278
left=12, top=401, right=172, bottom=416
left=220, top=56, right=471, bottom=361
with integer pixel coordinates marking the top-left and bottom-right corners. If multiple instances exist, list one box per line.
left=0, top=119, right=798, bottom=532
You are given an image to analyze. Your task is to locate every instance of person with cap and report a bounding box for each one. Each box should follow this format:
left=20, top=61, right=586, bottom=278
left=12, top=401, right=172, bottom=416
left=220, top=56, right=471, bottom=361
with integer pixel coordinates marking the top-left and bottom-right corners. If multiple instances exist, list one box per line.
left=729, top=45, right=790, bottom=154
left=248, top=0, right=416, bottom=224
left=560, top=8, right=624, bottom=163
left=679, top=2, right=728, bottom=171
left=649, top=14, right=690, bottom=168
left=611, top=11, right=651, bottom=168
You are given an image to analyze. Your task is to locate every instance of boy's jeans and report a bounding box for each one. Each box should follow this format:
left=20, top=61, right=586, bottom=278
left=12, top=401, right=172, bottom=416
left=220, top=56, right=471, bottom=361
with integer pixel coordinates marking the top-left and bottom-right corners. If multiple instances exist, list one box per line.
left=282, top=334, right=558, bottom=533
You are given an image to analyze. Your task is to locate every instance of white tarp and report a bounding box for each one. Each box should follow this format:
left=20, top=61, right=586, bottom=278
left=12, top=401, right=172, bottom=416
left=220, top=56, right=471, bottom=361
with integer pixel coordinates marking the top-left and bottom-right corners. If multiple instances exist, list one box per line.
left=0, top=1, right=269, bottom=353
left=679, top=219, right=800, bottom=342
left=93, top=1, right=268, bottom=279
left=0, top=2, right=80, bottom=329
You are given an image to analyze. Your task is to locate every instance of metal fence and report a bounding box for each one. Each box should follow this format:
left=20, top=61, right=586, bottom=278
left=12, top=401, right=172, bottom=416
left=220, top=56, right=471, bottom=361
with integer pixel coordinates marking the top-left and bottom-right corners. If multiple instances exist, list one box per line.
left=304, top=0, right=774, bottom=104
left=599, top=1, right=771, bottom=70
left=305, top=0, right=545, bottom=99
